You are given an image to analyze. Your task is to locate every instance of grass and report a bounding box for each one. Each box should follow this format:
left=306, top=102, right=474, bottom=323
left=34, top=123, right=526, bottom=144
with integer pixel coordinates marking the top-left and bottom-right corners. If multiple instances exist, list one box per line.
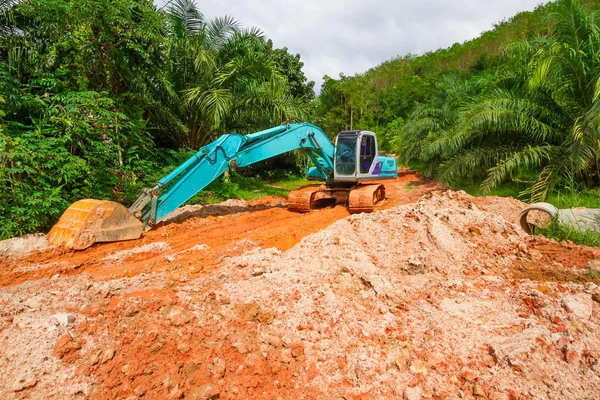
left=546, top=185, right=600, bottom=209
left=186, top=172, right=311, bottom=205
left=265, top=176, right=311, bottom=191
left=404, top=181, right=416, bottom=191
left=535, top=216, right=600, bottom=248
left=583, top=268, right=600, bottom=281
left=447, top=177, right=528, bottom=199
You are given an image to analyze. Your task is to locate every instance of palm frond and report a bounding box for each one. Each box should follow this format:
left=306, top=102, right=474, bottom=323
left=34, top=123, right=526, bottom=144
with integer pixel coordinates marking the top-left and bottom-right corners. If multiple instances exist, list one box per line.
left=183, top=87, right=233, bottom=129
left=167, top=0, right=204, bottom=37
left=204, top=15, right=240, bottom=47
left=481, top=145, right=556, bottom=194
left=437, top=146, right=521, bottom=184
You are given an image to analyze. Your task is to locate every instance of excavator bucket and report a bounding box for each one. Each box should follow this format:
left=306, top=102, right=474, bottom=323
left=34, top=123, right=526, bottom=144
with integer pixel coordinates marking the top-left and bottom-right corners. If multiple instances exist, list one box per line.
left=48, top=199, right=144, bottom=250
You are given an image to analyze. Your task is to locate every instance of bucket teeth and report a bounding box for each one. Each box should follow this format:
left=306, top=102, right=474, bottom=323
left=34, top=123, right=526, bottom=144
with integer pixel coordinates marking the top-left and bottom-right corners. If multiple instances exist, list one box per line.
left=48, top=200, right=144, bottom=250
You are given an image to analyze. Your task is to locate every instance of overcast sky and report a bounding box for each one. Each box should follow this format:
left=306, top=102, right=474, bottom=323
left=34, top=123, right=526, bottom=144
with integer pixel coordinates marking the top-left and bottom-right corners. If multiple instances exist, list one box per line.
left=155, top=0, right=547, bottom=90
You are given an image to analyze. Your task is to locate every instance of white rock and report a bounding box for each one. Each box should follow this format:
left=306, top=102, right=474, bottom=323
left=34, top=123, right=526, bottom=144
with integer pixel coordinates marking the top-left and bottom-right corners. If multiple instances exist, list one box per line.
left=51, top=313, right=76, bottom=325
left=404, top=386, right=422, bottom=400
left=562, top=293, right=593, bottom=320
left=586, top=259, right=600, bottom=272
left=11, top=376, right=37, bottom=392
left=24, top=298, right=42, bottom=310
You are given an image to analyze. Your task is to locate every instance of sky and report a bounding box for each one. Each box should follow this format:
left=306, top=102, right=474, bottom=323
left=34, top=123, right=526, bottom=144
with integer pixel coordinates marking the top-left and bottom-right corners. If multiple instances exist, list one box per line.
left=155, top=0, right=547, bottom=90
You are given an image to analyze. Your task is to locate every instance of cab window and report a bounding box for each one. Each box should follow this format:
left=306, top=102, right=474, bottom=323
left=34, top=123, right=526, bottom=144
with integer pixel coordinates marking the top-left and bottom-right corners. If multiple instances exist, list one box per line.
left=335, top=136, right=357, bottom=175
left=359, top=135, right=376, bottom=173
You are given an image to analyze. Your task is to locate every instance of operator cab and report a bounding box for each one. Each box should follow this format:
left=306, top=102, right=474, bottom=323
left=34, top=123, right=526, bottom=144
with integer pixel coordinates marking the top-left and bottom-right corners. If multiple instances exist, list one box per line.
left=333, top=130, right=396, bottom=182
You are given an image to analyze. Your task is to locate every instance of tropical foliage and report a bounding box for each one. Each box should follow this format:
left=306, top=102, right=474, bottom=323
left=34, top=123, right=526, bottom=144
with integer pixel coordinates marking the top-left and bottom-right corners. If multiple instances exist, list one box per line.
left=153, top=0, right=311, bottom=148
left=318, top=0, right=600, bottom=202
left=402, top=0, right=600, bottom=201
left=0, top=0, right=314, bottom=239
left=5, top=0, right=600, bottom=241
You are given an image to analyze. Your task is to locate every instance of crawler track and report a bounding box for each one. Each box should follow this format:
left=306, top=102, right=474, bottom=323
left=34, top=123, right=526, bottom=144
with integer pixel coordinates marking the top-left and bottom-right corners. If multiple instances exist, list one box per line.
left=348, top=184, right=386, bottom=213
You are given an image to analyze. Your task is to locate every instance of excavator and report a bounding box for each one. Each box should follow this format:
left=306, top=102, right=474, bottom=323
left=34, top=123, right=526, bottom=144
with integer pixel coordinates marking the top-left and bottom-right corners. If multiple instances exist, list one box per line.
left=48, top=122, right=398, bottom=250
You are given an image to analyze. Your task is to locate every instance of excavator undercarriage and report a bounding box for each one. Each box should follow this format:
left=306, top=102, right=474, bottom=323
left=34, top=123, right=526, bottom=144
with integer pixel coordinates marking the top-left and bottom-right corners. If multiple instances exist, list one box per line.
left=288, top=184, right=386, bottom=213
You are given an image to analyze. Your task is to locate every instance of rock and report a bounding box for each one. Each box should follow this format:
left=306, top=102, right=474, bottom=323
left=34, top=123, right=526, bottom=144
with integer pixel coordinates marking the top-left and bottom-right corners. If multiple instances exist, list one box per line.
left=24, top=297, right=42, bottom=310
left=89, top=351, right=100, bottom=365
left=266, top=335, right=281, bottom=348
left=564, top=348, right=579, bottom=364
left=404, top=386, right=422, bottom=400
left=168, top=306, right=192, bottom=326
left=583, top=282, right=598, bottom=293
left=51, top=313, right=75, bottom=325
left=529, top=249, right=543, bottom=261
left=469, top=226, right=481, bottom=235
left=586, top=259, right=600, bottom=272
left=211, top=357, right=226, bottom=378
left=149, top=342, right=163, bottom=354
left=187, top=383, right=219, bottom=400
left=409, top=359, right=428, bottom=375
left=232, top=342, right=248, bottom=354
left=474, top=384, right=486, bottom=397
left=461, top=369, right=478, bottom=383
left=168, top=386, right=184, bottom=399
left=11, top=376, right=38, bottom=392
left=134, top=382, right=149, bottom=396
left=100, top=348, right=116, bottom=364
left=0, top=233, right=48, bottom=257
left=562, top=293, right=593, bottom=320
left=53, top=334, right=82, bottom=362
left=291, top=341, right=305, bottom=357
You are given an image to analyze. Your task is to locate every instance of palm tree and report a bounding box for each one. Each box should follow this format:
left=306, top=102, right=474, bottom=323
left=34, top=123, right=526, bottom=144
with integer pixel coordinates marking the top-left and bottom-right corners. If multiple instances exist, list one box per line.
left=410, top=0, right=600, bottom=201
left=400, top=73, right=496, bottom=178
left=158, top=0, right=309, bottom=148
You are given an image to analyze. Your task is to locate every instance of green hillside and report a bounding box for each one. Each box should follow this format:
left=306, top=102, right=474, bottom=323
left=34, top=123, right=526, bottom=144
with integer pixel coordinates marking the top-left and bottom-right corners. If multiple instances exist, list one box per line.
left=317, top=0, right=600, bottom=205
left=317, top=0, right=600, bottom=131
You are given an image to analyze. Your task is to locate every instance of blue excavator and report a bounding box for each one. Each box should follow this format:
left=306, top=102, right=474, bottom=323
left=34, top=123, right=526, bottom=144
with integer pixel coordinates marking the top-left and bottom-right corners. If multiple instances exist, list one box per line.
left=48, top=122, right=398, bottom=249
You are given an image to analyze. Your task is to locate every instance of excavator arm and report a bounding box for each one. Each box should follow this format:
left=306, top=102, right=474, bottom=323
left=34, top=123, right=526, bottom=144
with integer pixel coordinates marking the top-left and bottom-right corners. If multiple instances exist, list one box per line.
left=49, top=123, right=335, bottom=249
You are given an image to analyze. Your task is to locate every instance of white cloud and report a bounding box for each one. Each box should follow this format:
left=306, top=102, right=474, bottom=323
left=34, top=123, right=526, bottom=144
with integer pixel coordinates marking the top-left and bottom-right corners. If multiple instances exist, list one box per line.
left=156, top=0, right=546, bottom=89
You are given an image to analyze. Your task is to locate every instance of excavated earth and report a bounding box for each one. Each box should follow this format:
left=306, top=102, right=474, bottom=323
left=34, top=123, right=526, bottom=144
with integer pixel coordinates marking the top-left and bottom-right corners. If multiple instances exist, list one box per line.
left=1, top=169, right=600, bottom=400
